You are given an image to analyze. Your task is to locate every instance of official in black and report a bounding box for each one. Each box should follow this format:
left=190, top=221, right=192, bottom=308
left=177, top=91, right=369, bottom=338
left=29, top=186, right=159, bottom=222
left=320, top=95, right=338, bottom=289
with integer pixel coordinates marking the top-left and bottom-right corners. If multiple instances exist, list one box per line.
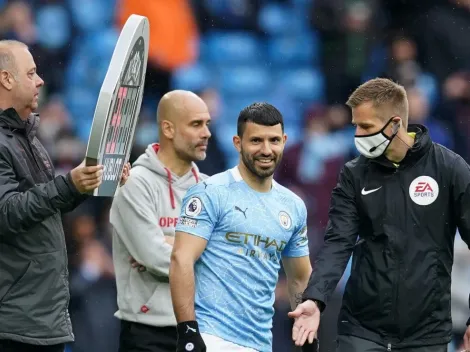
left=289, top=78, right=470, bottom=352
left=0, top=40, right=129, bottom=352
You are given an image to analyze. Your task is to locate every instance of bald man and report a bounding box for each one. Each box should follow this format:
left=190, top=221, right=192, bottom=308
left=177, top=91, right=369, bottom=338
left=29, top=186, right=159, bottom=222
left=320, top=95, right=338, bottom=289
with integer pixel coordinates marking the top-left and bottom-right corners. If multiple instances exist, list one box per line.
left=0, top=40, right=130, bottom=352
left=110, top=90, right=211, bottom=352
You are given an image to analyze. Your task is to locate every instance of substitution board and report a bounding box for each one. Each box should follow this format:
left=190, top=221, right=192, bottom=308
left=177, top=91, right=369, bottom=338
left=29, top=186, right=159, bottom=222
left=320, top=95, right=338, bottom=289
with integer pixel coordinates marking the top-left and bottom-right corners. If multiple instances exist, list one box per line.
left=85, top=14, right=149, bottom=197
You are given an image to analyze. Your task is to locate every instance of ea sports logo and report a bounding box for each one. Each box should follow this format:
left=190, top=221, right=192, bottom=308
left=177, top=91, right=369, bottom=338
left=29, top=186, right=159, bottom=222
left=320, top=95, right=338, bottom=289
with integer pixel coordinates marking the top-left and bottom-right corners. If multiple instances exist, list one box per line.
left=409, top=176, right=439, bottom=206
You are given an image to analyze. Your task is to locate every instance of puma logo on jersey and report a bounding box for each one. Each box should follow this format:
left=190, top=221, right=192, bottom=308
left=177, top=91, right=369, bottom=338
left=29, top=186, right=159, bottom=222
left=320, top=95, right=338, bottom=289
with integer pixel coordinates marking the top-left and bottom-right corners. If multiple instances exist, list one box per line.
left=186, top=325, right=197, bottom=334
left=235, top=206, right=248, bottom=219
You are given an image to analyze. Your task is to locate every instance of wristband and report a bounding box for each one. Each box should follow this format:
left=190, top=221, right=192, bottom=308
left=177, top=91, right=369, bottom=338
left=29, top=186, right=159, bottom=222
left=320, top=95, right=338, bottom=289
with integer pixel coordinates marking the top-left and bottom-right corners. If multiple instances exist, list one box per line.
left=176, top=321, right=206, bottom=352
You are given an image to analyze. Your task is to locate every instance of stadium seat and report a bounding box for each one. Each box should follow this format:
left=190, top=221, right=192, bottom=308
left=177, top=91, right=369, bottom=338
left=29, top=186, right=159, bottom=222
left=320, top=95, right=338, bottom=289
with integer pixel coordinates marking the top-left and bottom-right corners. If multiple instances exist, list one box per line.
left=219, top=66, right=271, bottom=96
left=267, top=33, right=320, bottom=66
left=83, top=28, right=119, bottom=62
left=203, top=0, right=259, bottom=28
left=271, top=94, right=304, bottom=125
left=278, top=68, right=325, bottom=103
left=284, top=125, right=302, bottom=146
left=67, top=0, right=115, bottom=32
left=202, top=31, right=264, bottom=65
left=221, top=95, right=276, bottom=121
left=416, top=73, right=439, bottom=109
left=258, top=3, right=296, bottom=36
left=65, top=48, right=91, bottom=87
left=64, top=86, right=98, bottom=141
left=65, top=29, right=118, bottom=91
left=212, top=121, right=238, bottom=164
left=35, top=5, right=71, bottom=49
left=171, top=63, right=212, bottom=92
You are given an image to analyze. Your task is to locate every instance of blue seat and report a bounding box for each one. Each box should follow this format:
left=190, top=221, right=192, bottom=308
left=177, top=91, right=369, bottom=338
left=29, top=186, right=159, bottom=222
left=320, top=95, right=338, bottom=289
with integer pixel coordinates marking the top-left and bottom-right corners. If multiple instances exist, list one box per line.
left=213, top=121, right=238, bottom=166
left=267, top=33, right=320, bottom=66
left=219, top=66, right=271, bottom=96
left=284, top=125, right=302, bottom=146
left=202, top=31, right=264, bottom=65
left=221, top=95, right=276, bottom=122
left=64, top=86, right=98, bottom=141
left=258, top=3, right=296, bottom=36
left=171, top=63, right=212, bottom=91
left=271, top=95, right=304, bottom=125
left=35, top=5, right=71, bottom=49
left=83, top=28, right=119, bottom=62
left=67, top=0, right=115, bottom=32
left=65, top=49, right=90, bottom=87
left=66, top=30, right=119, bottom=90
left=416, top=73, right=439, bottom=109
left=279, top=68, right=325, bottom=103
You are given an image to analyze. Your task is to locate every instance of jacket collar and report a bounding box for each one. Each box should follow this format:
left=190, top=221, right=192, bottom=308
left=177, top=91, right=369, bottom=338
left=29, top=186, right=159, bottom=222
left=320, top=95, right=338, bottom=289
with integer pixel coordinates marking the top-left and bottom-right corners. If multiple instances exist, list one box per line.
left=0, top=108, right=40, bottom=138
left=369, top=124, right=432, bottom=169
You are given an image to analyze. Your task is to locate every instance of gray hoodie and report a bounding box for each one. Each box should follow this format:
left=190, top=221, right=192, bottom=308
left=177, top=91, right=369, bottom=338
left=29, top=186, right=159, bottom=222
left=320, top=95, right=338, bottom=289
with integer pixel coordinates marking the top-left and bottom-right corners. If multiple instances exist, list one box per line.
left=109, top=143, right=207, bottom=327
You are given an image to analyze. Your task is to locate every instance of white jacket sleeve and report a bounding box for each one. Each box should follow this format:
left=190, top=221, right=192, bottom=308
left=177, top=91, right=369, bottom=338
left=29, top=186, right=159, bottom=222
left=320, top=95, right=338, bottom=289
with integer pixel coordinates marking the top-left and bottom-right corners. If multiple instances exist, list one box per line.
left=110, top=171, right=172, bottom=276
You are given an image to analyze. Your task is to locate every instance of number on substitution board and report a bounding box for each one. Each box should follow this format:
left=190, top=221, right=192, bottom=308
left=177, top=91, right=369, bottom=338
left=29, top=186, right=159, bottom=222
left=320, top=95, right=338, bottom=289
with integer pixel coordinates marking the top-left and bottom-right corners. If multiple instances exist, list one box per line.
left=103, top=157, right=123, bottom=181
left=105, top=86, right=140, bottom=155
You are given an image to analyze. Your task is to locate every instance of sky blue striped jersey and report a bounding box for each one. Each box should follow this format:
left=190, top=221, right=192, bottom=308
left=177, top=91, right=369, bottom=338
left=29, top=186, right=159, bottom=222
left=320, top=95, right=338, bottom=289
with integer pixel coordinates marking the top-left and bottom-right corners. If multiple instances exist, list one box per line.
left=175, top=166, right=309, bottom=351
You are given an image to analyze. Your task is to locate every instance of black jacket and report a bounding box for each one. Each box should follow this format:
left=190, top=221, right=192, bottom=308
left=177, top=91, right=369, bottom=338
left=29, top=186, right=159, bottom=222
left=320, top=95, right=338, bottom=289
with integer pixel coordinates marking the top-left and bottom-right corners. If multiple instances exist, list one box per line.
left=0, top=108, right=86, bottom=345
left=303, top=125, right=470, bottom=349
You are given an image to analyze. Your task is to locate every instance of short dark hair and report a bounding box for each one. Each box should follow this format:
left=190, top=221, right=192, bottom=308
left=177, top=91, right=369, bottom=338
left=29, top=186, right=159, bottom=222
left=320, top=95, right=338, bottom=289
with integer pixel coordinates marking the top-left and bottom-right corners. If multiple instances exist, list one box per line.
left=237, top=102, right=284, bottom=137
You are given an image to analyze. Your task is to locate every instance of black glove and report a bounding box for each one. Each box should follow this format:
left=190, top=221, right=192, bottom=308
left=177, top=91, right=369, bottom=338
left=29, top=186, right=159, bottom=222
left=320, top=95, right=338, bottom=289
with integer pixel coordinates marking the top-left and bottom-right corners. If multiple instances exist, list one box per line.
left=176, top=321, right=206, bottom=352
left=302, top=338, right=319, bottom=352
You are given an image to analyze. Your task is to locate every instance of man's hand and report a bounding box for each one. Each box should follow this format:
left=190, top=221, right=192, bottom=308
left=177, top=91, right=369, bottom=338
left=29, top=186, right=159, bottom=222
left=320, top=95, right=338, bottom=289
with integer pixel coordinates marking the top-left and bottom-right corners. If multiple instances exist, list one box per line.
left=464, top=324, right=470, bottom=351
left=120, top=162, right=131, bottom=186
left=129, top=256, right=146, bottom=272
left=128, top=236, right=174, bottom=273
left=82, top=241, right=115, bottom=278
left=288, top=300, right=321, bottom=346
left=70, top=161, right=103, bottom=193
left=176, top=321, right=206, bottom=352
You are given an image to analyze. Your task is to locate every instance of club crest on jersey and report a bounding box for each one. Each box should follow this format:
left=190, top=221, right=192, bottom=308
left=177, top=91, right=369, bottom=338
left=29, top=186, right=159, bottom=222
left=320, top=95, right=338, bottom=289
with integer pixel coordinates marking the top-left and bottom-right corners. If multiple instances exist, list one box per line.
left=279, top=211, right=292, bottom=230
left=409, top=176, right=439, bottom=206
left=185, top=197, right=202, bottom=217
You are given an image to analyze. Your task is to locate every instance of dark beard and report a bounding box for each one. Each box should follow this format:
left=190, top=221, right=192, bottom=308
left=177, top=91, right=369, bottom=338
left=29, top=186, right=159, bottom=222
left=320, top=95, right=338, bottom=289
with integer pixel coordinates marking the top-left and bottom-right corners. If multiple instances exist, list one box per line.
left=240, top=147, right=281, bottom=179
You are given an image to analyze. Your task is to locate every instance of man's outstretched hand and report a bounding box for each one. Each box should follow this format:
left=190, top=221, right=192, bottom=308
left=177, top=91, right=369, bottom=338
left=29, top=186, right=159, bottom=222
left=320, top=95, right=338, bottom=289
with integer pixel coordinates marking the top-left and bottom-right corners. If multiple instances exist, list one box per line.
left=288, top=300, right=321, bottom=346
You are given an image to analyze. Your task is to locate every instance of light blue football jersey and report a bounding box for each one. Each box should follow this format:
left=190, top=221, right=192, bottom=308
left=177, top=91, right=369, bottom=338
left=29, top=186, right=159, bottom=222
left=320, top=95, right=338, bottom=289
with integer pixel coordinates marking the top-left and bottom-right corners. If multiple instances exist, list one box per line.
left=175, top=166, right=309, bottom=352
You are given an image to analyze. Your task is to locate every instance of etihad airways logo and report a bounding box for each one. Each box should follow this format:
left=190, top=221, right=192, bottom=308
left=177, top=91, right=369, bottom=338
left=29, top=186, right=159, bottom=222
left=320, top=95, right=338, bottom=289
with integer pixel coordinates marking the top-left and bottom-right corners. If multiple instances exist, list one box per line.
left=225, top=232, right=287, bottom=263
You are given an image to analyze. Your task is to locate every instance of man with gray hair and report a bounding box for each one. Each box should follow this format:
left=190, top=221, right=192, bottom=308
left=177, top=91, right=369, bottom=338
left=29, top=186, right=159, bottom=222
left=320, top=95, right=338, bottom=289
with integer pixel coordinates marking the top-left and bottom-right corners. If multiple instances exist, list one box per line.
left=0, top=40, right=129, bottom=352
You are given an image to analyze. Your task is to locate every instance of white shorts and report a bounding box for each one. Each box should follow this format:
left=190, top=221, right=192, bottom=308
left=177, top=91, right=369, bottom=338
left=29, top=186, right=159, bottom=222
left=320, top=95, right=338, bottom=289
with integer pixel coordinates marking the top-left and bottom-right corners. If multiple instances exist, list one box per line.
left=201, top=333, right=259, bottom=352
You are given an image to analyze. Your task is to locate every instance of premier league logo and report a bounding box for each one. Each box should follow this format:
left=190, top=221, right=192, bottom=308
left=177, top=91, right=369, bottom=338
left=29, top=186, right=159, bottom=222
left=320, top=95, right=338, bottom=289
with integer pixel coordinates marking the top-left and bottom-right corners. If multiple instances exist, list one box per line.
left=85, top=15, right=149, bottom=197
left=185, top=197, right=202, bottom=217
left=189, top=200, right=198, bottom=213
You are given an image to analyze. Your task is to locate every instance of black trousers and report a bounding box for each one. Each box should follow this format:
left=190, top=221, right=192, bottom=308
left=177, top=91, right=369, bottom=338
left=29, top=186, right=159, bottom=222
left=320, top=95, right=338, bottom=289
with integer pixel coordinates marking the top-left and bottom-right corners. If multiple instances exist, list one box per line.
left=336, top=335, right=448, bottom=352
left=0, top=340, right=65, bottom=352
left=119, top=320, right=177, bottom=352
